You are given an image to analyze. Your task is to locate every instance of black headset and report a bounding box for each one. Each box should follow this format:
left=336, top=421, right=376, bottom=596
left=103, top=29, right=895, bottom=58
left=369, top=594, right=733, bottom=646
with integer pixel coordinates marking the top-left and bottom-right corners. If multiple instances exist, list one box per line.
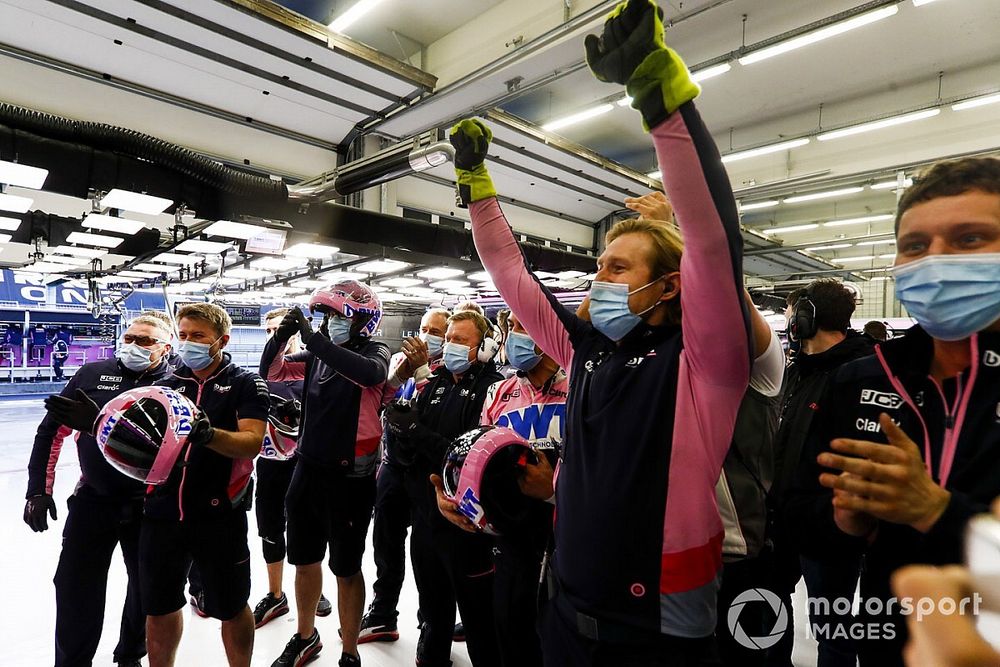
left=788, top=291, right=818, bottom=342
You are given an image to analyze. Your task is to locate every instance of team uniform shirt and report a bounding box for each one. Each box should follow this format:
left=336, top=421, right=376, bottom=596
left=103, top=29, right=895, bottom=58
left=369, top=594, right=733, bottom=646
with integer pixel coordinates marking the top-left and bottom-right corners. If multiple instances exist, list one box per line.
left=480, top=369, right=568, bottom=445
left=149, top=353, right=270, bottom=521
left=27, top=357, right=171, bottom=499
left=470, top=101, right=751, bottom=638
left=381, top=352, right=444, bottom=466
left=263, top=333, right=389, bottom=477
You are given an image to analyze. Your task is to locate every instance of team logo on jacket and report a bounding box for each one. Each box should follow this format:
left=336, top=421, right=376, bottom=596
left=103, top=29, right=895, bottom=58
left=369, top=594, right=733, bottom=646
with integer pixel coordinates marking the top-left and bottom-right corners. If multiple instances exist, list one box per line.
left=213, top=384, right=232, bottom=393
left=100, top=375, right=123, bottom=382
left=496, top=404, right=566, bottom=440
left=625, top=356, right=646, bottom=368
left=984, top=350, right=1000, bottom=368
left=859, top=389, right=903, bottom=410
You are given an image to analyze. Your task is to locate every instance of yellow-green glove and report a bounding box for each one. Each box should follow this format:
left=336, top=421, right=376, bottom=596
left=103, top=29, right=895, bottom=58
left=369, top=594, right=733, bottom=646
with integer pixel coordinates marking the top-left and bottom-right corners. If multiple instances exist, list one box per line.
left=449, top=119, right=498, bottom=205
left=584, top=0, right=699, bottom=131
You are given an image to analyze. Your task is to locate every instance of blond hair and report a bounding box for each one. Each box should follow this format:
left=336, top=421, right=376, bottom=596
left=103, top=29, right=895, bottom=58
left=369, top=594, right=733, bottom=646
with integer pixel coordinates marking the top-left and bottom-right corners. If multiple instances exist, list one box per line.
left=265, top=307, right=290, bottom=323
left=606, top=217, right=684, bottom=325
left=447, top=310, right=491, bottom=343
left=453, top=300, right=484, bottom=316
left=130, top=313, right=173, bottom=340
left=177, top=302, right=232, bottom=336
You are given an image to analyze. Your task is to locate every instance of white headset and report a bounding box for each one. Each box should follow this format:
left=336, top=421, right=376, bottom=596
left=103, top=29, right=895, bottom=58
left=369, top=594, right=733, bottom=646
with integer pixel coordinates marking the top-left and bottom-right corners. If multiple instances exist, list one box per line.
left=476, top=328, right=501, bottom=363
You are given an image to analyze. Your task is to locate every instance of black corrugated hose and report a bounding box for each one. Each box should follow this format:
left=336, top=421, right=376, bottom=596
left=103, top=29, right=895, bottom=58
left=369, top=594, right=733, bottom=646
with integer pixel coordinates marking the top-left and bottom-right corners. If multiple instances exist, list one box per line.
left=0, top=102, right=288, bottom=201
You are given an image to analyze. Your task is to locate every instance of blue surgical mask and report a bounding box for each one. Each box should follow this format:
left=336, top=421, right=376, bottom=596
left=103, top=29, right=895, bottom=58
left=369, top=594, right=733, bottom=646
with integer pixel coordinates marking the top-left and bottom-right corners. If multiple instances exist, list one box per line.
left=506, top=331, right=542, bottom=371
left=420, top=332, right=444, bottom=358
left=328, top=316, right=352, bottom=345
left=178, top=340, right=218, bottom=371
left=589, top=278, right=663, bottom=341
left=893, top=253, right=1000, bottom=341
left=443, top=342, right=473, bottom=374
left=117, top=342, right=155, bottom=372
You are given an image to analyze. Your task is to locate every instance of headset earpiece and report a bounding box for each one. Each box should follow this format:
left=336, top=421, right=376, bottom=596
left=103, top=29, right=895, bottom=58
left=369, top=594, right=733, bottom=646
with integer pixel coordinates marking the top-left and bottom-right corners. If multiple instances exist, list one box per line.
left=477, top=336, right=500, bottom=363
left=789, top=294, right=818, bottom=342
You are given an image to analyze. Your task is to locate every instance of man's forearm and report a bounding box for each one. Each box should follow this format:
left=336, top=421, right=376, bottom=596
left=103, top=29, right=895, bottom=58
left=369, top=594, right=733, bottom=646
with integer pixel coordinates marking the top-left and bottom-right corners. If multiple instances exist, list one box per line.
left=206, top=428, right=262, bottom=459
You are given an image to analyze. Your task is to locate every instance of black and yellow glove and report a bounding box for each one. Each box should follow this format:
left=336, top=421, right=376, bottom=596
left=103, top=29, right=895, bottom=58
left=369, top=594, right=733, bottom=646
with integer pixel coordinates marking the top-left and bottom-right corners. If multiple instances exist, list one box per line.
left=449, top=119, right=497, bottom=206
left=584, top=0, right=699, bottom=131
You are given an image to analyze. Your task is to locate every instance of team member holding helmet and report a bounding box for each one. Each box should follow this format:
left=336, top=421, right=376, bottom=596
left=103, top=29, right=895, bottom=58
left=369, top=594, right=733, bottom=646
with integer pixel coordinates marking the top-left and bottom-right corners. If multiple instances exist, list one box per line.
left=384, top=309, right=502, bottom=667
left=263, top=280, right=390, bottom=667
left=28, top=314, right=173, bottom=667
left=453, top=0, right=752, bottom=662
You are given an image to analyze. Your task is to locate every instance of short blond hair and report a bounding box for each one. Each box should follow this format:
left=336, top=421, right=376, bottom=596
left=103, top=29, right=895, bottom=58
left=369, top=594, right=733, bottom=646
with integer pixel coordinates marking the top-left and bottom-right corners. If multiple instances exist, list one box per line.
left=447, top=310, right=491, bottom=343
left=453, top=300, right=484, bottom=316
left=265, top=307, right=290, bottom=323
left=177, top=302, right=232, bottom=336
left=606, top=217, right=684, bottom=325
left=129, top=313, right=173, bottom=340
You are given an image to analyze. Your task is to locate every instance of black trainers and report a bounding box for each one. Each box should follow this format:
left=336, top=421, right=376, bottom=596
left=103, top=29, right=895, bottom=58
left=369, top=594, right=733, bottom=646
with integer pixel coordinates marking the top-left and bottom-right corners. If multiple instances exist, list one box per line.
left=189, top=592, right=209, bottom=618
left=115, top=661, right=142, bottom=667
left=452, top=622, right=465, bottom=642
left=271, top=630, right=322, bottom=667
left=356, top=610, right=399, bottom=644
left=316, top=593, right=333, bottom=617
left=339, top=653, right=362, bottom=667
left=254, top=592, right=290, bottom=628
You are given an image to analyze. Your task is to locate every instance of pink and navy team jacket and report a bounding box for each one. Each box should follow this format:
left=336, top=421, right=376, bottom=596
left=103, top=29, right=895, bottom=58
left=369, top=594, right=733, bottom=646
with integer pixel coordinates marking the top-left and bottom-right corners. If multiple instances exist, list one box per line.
left=480, top=369, right=568, bottom=445
left=469, top=102, right=752, bottom=638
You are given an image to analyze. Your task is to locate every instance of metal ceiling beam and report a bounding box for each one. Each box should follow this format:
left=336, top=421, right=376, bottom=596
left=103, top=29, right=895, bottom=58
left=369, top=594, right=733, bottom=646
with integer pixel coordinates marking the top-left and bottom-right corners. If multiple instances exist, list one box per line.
left=745, top=232, right=895, bottom=256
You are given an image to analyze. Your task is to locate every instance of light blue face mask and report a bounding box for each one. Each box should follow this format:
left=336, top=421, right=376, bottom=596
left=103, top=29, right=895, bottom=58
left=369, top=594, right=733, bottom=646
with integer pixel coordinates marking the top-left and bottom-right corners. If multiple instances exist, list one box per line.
left=505, top=331, right=542, bottom=371
left=117, top=342, right=156, bottom=372
left=178, top=339, right=218, bottom=371
left=893, top=253, right=1000, bottom=341
left=420, top=332, right=444, bottom=358
left=443, top=342, right=473, bottom=374
left=328, top=315, right=352, bottom=345
left=589, top=278, right=664, bottom=341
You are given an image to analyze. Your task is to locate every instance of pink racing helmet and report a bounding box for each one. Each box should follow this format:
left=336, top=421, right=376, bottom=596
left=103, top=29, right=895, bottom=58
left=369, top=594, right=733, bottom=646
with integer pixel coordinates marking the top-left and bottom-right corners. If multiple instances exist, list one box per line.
left=442, top=425, right=536, bottom=536
left=309, top=279, right=382, bottom=337
left=94, top=386, right=197, bottom=484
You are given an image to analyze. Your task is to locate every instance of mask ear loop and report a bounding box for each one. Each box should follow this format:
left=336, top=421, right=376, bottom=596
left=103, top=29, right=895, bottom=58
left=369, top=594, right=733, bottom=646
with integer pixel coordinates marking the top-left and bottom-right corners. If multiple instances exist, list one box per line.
left=635, top=275, right=673, bottom=317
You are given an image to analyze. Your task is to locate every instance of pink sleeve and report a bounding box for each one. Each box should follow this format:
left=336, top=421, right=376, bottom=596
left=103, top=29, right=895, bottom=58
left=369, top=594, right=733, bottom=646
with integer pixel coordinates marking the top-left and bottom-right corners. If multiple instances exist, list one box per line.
left=266, top=344, right=307, bottom=382
left=470, top=198, right=575, bottom=370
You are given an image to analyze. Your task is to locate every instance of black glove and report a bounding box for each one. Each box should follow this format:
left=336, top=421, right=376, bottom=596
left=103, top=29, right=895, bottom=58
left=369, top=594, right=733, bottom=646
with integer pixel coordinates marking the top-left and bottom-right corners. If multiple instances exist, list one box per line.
left=44, top=388, right=101, bottom=434
left=24, top=494, right=57, bottom=532
left=273, top=315, right=296, bottom=344
left=187, top=408, right=215, bottom=448
left=384, top=401, right=421, bottom=439
left=281, top=307, right=313, bottom=345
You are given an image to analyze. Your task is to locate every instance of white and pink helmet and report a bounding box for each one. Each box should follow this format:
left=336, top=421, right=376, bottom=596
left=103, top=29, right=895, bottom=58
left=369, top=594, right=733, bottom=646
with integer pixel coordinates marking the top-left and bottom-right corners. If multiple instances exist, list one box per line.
left=442, top=425, right=538, bottom=536
left=309, top=279, right=382, bottom=338
left=95, top=386, right=197, bottom=484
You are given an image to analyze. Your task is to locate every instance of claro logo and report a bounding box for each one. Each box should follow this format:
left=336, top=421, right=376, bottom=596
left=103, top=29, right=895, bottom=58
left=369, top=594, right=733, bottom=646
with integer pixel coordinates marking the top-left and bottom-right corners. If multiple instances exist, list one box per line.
left=859, top=389, right=903, bottom=410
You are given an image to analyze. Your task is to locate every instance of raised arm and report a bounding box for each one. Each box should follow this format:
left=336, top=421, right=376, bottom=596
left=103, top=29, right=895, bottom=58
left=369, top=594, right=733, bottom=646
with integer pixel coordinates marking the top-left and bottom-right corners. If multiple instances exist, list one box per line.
left=260, top=334, right=307, bottom=382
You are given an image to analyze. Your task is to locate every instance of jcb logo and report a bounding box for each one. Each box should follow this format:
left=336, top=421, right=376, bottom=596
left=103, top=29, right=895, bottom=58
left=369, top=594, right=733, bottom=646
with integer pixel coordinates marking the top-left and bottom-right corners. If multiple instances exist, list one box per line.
left=860, top=389, right=903, bottom=410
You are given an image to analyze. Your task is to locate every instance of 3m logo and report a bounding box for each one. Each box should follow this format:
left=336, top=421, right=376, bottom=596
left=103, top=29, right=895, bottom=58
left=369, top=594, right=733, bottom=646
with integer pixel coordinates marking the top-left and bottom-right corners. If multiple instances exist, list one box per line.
left=860, top=389, right=903, bottom=410
left=984, top=350, right=1000, bottom=368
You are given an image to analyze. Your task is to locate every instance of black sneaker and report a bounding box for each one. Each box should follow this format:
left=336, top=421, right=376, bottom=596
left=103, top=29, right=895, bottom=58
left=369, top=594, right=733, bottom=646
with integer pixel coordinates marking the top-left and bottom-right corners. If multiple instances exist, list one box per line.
left=357, top=611, right=399, bottom=644
left=271, top=630, right=322, bottom=667
left=339, top=653, right=361, bottom=667
left=452, top=622, right=465, bottom=642
left=254, top=592, right=290, bottom=628
left=189, top=592, right=209, bottom=618
left=316, top=593, right=333, bottom=617
left=115, top=661, right=142, bottom=667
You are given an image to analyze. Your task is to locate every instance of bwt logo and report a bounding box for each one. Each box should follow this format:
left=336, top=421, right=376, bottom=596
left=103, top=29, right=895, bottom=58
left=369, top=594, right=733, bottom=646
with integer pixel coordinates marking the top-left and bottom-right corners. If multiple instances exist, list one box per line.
left=860, top=389, right=903, bottom=410
left=457, top=488, right=485, bottom=526
left=728, top=588, right=789, bottom=650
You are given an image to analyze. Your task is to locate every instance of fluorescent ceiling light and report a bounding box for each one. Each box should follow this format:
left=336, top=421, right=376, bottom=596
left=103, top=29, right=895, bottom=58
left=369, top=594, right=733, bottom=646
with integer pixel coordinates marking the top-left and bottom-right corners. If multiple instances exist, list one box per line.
left=862, top=267, right=890, bottom=273
left=0, top=233, right=10, bottom=243
left=325, top=271, right=367, bottom=282
left=264, top=285, right=307, bottom=294
left=869, top=276, right=889, bottom=281
left=0, top=216, right=21, bottom=231
left=783, top=187, right=865, bottom=204
left=878, top=253, right=896, bottom=259
left=117, top=270, right=160, bottom=279
left=210, top=276, right=245, bottom=286
left=292, top=279, right=332, bottom=289
left=856, top=239, right=896, bottom=247
left=823, top=214, right=894, bottom=227
left=952, top=93, right=1000, bottom=111
left=805, top=243, right=853, bottom=251
left=430, top=280, right=471, bottom=289
left=0, top=193, right=33, bottom=213
left=543, top=104, right=614, bottom=132
left=101, top=189, right=172, bottom=215
left=0, top=160, right=47, bottom=189
left=175, top=239, right=232, bottom=254
left=381, top=277, right=424, bottom=288
left=204, top=220, right=271, bottom=240
left=871, top=178, right=914, bottom=190
left=692, top=62, right=732, bottom=82
left=378, top=292, right=399, bottom=301
left=154, top=252, right=204, bottom=265
left=558, top=270, right=586, bottom=279
left=82, top=214, right=145, bottom=235
left=739, top=200, right=780, bottom=211
left=251, top=256, right=307, bottom=271
left=646, top=170, right=661, bottom=180
left=738, top=5, right=898, bottom=66
left=401, top=287, right=437, bottom=296
left=133, top=263, right=182, bottom=273
left=225, top=267, right=271, bottom=279
left=284, top=242, right=340, bottom=259
left=817, top=109, right=940, bottom=142
left=417, top=267, right=464, bottom=280
left=721, top=138, right=810, bottom=164
left=355, top=259, right=410, bottom=274
left=761, top=224, right=819, bottom=234
left=45, top=255, right=91, bottom=266
left=51, top=245, right=107, bottom=258
left=66, top=231, right=124, bottom=247
left=912, top=0, right=940, bottom=5
left=837, top=255, right=881, bottom=263
left=25, top=262, right=71, bottom=273
left=468, top=271, right=491, bottom=282
left=328, top=0, right=385, bottom=32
